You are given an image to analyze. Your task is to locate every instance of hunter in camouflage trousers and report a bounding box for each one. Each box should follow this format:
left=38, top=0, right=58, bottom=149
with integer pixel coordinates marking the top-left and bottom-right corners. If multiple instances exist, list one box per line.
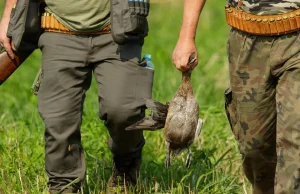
left=173, top=0, right=300, bottom=193
left=225, top=26, right=300, bottom=194
left=222, top=1, right=300, bottom=194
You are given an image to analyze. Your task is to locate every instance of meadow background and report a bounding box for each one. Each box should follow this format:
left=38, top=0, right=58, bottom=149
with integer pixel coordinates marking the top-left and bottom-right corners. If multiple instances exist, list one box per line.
left=0, top=1, right=251, bottom=193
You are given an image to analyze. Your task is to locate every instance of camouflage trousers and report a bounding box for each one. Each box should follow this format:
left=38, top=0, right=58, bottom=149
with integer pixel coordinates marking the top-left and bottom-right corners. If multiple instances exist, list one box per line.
left=225, top=28, right=300, bottom=194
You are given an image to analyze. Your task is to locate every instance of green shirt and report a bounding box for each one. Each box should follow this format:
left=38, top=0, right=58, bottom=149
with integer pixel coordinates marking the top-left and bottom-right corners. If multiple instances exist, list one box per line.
left=45, top=0, right=110, bottom=32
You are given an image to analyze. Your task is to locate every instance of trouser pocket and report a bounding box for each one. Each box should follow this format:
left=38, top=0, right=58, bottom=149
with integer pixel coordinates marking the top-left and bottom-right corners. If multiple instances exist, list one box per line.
left=136, top=64, right=154, bottom=100
left=224, top=88, right=240, bottom=141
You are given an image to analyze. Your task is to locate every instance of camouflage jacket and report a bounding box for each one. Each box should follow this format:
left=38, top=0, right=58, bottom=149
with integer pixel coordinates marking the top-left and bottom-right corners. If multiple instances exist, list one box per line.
left=227, top=0, right=300, bottom=15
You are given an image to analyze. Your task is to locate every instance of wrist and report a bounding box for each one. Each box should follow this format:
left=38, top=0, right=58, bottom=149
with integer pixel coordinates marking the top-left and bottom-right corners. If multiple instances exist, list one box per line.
left=179, top=30, right=196, bottom=40
left=0, top=16, right=10, bottom=25
left=178, top=35, right=195, bottom=43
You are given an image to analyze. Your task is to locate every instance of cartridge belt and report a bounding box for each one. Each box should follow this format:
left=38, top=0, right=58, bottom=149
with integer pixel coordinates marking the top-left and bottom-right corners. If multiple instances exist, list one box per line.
left=225, top=5, right=300, bottom=36
left=41, top=13, right=111, bottom=35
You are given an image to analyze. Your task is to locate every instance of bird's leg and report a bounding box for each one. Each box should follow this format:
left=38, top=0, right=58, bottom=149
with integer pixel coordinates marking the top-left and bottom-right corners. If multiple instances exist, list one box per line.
left=186, top=147, right=192, bottom=168
left=194, top=118, right=203, bottom=141
left=165, top=142, right=171, bottom=169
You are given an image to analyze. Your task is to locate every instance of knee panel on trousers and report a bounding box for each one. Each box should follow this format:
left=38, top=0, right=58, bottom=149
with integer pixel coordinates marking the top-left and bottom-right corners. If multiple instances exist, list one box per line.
left=99, top=105, right=145, bottom=155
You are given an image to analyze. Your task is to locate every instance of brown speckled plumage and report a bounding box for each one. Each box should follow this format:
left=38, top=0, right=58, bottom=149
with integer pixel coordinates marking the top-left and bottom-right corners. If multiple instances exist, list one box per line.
left=164, top=68, right=200, bottom=168
left=126, top=53, right=202, bottom=168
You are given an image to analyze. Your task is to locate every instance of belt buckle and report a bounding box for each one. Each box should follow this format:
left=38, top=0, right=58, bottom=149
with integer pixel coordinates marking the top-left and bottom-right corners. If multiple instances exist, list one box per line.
left=101, top=24, right=111, bottom=33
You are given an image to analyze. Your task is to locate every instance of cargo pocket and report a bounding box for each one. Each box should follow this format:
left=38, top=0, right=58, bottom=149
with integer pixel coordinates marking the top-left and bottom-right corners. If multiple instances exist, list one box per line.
left=110, top=0, right=149, bottom=45
left=224, top=88, right=240, bottom=141
left=124, top=14, right=148, bottom=36
left=136, top=64, right=154, bottom=100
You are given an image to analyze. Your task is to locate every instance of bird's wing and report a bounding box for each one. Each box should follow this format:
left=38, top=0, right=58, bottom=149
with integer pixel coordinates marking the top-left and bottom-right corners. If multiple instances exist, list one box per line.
left=145, top=98, right=168, bottom=120
left=125, top=98, right=168, bottom=131
left=125, top=116, right=164, bottom=131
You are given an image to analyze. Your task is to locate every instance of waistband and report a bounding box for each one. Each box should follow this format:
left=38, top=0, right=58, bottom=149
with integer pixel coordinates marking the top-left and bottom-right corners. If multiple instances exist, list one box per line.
left=225, top=5, right=300, bottom=36
left=41, top=13, right=111, bottom=35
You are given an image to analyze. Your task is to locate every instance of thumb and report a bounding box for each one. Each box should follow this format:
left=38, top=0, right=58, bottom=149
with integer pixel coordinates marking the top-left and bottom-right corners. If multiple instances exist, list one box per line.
left=4, top=40, right=15, bottom=60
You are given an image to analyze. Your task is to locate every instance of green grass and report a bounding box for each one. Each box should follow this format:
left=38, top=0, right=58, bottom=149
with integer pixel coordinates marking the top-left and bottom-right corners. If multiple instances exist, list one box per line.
left=0, top=1, right=251, bottom=193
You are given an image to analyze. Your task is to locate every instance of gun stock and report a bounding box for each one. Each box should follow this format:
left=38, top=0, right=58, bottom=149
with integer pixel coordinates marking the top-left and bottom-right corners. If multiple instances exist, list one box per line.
left=0, top=50, right=32, bottom=85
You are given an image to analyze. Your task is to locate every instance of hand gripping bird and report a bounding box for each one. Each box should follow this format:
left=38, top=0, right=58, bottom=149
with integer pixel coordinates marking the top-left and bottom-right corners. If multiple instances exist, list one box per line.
left=126, top=52, right=203, bottom=168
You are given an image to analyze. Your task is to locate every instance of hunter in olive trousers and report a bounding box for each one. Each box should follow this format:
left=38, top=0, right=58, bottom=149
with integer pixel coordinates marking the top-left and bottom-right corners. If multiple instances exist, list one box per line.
left=226, top=28, right=300, bottom=194
left=37, top=32, right=153, bottom=190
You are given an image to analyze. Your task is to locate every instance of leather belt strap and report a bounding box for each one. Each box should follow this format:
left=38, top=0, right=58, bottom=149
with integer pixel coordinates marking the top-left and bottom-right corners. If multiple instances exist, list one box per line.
left=225, top=5, right=300, bottom=36
left=41, top=13, right=111, bottom=35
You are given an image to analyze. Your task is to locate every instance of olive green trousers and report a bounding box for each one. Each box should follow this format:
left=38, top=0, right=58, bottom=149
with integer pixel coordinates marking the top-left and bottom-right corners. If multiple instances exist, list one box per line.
left=226, top=28, right=300, bottom=194
left=38, top=32, right=153, bottom=190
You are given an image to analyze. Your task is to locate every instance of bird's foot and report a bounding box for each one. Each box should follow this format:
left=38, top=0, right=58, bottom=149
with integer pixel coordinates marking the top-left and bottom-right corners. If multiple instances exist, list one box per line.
left=165, top=142, right=171, bottom=169
left=185, top=147, right=192, bottom=168
left=165, top=157, right=171, bottom=169
left=194, top=118, right=204, bottom=141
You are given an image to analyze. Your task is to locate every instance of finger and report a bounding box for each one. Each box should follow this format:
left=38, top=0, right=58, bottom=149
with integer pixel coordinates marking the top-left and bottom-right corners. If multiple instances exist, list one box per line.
left=177, top=63, right=190, bottom=72
left=7, top=49, right=15, bottom=60
left=11, top=43, right=16, bottom=51
left=190, top=56, right=198, bottom=68
left=172, top=52, right=178, bottom=66
left=188, top=52, right=198, bottom=70
left=190, top=60, right=198, bottom=70
left=174, top=62, right=186, bottom=72
left=188, top=52, right=197, bottom=64
left=177, top=56, right=190, bottom=71
left=4, top=42, right=15, bottom=59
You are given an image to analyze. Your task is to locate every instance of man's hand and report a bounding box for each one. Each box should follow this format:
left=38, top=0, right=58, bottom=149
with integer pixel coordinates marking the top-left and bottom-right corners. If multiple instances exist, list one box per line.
left=0, top=0, right=18, bottom=59
left=172, top=38, right=198, bottom=72
left=0, top=18, right=15, bottom=59
left=172, top=0, right=205, bottom=72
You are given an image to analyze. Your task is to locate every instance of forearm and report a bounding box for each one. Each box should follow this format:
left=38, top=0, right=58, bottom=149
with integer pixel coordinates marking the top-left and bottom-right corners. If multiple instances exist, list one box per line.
left=0, top=0, right=17, bottom=58
left=1, top=0, right=17, bottom=22
left=179, top=0, right=206, bottom=40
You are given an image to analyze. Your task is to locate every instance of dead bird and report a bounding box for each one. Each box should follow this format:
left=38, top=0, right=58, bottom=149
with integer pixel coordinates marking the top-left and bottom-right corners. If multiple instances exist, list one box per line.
left=126, top=52, right=203, bottom=168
